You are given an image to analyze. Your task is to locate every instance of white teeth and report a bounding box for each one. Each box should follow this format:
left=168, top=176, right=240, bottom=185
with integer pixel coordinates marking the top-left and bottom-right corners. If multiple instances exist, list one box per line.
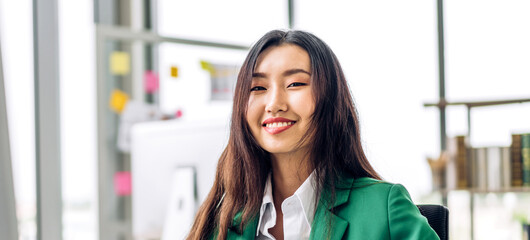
left=265, top=122, right=294, bottom=128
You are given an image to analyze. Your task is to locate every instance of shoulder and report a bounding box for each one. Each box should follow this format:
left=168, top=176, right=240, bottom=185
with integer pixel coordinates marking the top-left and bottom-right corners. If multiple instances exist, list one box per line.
left=335, top=177, right=440, bottom=240
left=350, top=177, right=411, bottom=199
left=345, top=177, right=417, bottom=215
left=327, top=177, right=402, bottom=236
left=331, top=177, right=413, bottom=220
left=331, top=177, right=421, bottom=227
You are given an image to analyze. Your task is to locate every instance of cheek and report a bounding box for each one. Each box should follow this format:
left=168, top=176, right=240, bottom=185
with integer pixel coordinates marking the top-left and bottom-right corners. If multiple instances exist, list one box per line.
left=293, top=91, right=316, bottom=118
left=246, top=96, right=260, bottom=129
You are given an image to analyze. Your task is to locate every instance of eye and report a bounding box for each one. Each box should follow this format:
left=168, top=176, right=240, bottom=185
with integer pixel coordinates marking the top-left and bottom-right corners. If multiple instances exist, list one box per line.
left=287, top=82, right=307, bottom=88
left=250, top=86, right=266, bottom=92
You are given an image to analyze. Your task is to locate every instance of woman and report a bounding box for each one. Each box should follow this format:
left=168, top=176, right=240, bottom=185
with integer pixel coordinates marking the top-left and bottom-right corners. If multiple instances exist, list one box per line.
left=187, top=30, right=439, bottom=240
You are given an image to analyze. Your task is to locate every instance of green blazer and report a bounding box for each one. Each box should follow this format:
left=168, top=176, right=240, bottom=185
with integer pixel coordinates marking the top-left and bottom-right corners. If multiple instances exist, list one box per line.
left=224, top=177, right=440, bottom=240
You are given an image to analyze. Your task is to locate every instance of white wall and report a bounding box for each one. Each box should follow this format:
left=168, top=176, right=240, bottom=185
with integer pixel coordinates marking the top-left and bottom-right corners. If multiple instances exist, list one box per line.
left=157, top=0, right=288, bottom=46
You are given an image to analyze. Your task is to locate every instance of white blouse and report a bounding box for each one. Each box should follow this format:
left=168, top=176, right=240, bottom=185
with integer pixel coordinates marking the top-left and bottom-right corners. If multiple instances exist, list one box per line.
left=256, top=172, right=317, bottom=240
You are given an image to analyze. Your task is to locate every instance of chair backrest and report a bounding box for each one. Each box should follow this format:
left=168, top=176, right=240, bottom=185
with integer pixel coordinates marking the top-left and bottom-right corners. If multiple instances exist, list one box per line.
left=417, top=204, right=449, bottom=240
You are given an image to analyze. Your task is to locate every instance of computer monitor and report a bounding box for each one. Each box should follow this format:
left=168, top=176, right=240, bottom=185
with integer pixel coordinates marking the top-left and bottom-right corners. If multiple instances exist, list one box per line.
left=131, top=117, right=230, bottom=239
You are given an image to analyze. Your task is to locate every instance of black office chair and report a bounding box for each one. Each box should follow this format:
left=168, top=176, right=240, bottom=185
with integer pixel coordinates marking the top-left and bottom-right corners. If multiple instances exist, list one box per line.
left=417, top=204, right=449, bottom=240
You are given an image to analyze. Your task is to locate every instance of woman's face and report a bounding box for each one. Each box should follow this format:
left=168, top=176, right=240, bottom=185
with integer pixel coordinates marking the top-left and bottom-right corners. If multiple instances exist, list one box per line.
left=246, top=44, right=315, bottom=156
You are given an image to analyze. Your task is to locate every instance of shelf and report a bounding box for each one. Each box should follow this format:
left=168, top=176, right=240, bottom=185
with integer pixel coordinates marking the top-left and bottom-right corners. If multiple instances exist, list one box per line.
left=436, top=187, right=530, bottom=194
left=424, top=97, right=530, bottom=108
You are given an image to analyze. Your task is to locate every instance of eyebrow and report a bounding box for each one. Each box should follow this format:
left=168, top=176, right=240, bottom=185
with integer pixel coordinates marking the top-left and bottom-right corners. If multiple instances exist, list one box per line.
left=252, top=68, right=311, bottom=78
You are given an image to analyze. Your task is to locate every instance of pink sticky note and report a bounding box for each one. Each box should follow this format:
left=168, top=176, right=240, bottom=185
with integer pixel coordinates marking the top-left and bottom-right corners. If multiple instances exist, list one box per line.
left=114, top=171, right=132, bottom=196
left=144, top=70, right=159, bottom=94
left=175, top=109, right=183, bottom=118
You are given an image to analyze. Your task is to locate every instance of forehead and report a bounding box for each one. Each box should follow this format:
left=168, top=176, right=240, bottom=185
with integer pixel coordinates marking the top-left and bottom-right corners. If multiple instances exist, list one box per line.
left=254, top=44, right=311, bottom=73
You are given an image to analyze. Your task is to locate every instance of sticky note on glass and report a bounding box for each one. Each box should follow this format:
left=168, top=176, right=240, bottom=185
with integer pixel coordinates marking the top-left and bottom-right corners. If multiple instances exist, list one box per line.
left=144, top=70, right=159, bottom=94
left=110, top=51, right=130, bottom=75
left=114, top=171, right=132, bottom=196
left=200, top=60, right=213, bottom=74
left=170, top=66, right=179, bottom=78
left=109, top=89, right=129, bottom=113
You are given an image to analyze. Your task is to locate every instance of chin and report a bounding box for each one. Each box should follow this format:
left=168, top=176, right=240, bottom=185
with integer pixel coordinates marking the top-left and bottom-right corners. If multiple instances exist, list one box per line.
left=261, top=142, right=298, bottom=155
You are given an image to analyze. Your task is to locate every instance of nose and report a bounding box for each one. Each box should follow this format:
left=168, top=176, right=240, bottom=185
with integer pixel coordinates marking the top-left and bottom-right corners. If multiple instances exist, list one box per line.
left=265, top=85, right=288, bottom=114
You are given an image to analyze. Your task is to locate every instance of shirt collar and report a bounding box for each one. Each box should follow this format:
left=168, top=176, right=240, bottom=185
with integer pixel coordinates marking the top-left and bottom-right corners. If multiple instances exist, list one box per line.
left=256, top=171, right=317, bottom=236
left=256, top=174, right=274, bottom=237
left=295, top=170, right=317, bottom=225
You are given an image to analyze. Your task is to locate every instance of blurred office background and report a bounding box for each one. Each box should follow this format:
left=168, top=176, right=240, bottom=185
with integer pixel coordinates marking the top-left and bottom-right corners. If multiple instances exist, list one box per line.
left=1, top=0, right=530, bottom=239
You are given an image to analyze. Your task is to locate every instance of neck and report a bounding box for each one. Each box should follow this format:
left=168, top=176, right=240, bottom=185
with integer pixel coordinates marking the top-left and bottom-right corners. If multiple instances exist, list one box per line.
left=270, top=150, right=312, bottom=204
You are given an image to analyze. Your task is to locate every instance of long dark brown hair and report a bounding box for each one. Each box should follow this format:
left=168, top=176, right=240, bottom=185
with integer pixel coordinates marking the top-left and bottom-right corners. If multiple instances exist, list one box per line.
left=187, top=29, right=381, bottom=240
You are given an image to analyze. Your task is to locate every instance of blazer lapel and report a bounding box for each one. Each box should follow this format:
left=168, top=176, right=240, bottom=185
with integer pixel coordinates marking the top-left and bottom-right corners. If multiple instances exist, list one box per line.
left=309, top=176, right=355, bottom=240
left=226, top=211, right=259, bottom=240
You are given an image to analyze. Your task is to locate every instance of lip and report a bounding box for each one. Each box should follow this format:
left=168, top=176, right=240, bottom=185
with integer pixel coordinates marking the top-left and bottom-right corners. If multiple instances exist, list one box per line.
left=262, top=117, right=296, bottom=135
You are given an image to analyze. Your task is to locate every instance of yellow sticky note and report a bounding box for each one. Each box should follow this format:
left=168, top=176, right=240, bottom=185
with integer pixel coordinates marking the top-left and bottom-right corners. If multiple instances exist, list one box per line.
left=109, top=89, right=129, bottom=113
left=170, top=66, right=179, bottom=78
left=200, top=60, right=213, bottom=73
left=110, top=52, right=130, bottom=75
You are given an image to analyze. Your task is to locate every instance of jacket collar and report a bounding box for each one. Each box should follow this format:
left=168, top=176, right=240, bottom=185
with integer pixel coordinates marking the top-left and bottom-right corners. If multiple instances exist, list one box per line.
left=228, top=176, right=356, bottom=240
left=308, top=176, right=354, bottom=240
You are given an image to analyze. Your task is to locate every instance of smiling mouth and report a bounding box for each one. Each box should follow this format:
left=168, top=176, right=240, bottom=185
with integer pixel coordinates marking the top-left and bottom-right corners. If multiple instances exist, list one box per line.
left=262, top=122, right=295, bottom=128
left=262, top=121, right=296, bottom=134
